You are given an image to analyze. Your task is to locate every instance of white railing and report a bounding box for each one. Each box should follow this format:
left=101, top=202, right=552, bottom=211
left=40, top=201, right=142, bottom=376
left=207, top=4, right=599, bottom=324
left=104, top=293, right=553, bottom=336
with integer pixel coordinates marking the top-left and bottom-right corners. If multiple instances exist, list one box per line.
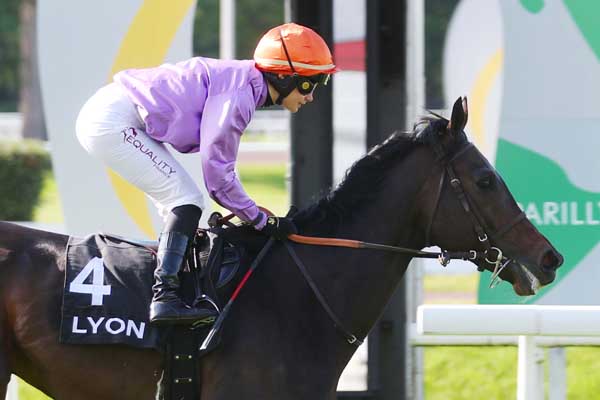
left=412, top=305, right=600, bottom=400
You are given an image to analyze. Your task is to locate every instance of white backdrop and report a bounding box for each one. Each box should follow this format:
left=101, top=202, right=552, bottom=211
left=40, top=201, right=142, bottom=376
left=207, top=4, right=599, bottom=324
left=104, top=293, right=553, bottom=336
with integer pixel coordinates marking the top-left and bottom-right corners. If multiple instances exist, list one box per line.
left=38, top=0, right=209, bottom=238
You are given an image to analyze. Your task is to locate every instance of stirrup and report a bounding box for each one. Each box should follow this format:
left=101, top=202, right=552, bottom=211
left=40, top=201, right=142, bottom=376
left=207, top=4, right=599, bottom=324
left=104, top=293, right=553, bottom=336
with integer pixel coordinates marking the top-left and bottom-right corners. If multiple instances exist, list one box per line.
left=193, top=295, right=221, bottom=313
left=189, top=296, right=220, bottom=329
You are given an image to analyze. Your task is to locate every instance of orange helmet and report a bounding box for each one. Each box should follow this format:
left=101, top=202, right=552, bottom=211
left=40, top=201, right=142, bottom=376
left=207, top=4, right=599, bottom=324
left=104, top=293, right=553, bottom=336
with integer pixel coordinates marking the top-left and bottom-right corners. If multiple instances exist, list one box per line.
left=254, top=23, right=338, bottom=104
left=254, top=23, right=338, bottom=77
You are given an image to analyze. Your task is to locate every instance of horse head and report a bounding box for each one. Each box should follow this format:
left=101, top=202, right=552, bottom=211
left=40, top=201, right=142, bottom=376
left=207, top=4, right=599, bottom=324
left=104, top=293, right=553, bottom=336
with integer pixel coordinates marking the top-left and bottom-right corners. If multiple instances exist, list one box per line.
left=420, top=96, right=563, bottom=295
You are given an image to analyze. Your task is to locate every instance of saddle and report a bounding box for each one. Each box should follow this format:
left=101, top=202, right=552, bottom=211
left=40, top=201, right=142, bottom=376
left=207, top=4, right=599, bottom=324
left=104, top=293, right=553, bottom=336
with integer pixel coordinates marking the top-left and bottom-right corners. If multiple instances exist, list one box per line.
left=178, top=228, right=245, bottom=313
left=60, top=222, right=260, bottom=400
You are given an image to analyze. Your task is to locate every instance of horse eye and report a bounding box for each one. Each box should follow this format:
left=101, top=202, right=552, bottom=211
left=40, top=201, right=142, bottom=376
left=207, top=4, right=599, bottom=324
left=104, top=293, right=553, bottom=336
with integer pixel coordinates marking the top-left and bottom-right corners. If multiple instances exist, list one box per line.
left=477, top=175, right=495, bottom=189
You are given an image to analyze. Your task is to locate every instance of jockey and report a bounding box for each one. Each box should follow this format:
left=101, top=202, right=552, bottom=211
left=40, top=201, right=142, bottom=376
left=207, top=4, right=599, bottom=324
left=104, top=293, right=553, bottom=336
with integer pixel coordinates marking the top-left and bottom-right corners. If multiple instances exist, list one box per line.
left=75, top=23, right=338, bottom=326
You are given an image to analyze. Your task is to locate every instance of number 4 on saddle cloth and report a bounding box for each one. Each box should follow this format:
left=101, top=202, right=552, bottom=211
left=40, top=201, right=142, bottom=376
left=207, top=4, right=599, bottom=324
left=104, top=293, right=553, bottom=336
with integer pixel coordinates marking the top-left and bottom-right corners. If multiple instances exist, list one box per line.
left=60, top=228, right=243, bottom=351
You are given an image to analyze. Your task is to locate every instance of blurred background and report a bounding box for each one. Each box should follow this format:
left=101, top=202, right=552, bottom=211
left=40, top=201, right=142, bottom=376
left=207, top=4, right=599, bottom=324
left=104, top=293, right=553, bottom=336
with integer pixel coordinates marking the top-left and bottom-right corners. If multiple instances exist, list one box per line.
left=1, top=0, right=599, bottom=399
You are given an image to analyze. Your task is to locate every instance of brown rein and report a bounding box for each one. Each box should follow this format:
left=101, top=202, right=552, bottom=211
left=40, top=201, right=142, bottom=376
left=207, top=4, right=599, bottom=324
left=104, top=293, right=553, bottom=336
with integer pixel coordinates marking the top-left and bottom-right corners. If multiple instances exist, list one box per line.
left=288, top=233, right=487, bottom=267
left=212, top=211, right=481, bottom=266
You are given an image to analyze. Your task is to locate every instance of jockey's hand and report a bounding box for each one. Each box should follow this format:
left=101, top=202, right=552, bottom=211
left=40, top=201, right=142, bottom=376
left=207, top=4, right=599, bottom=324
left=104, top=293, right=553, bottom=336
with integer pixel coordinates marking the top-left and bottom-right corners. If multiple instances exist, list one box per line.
left=260, top=216, right=297, bottom=240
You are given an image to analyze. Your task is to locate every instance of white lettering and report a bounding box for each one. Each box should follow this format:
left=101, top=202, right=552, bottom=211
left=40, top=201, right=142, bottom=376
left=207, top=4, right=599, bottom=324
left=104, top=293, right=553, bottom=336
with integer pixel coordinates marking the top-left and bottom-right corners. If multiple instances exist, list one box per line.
left=586, top=202, right=600, bottom=225
left=542, top=202, right=560, bottom=225
left=72, top=316, right=87, bottom=334
left=126, top=320, right=146, bottom=339
left=570, top=202, right=584, bottom=225
left=105, top=318, right=126, bottom=335
left=521, top=201, right=600, bottom=226
left=525, top=203, right=543, bottom=225
left=87, top=316, right=105, bottom=334
left=69, top=316, right=145, bottom=339
left=69, top=257, right=111, bottom=306
left=561, top=202, right=568, bottom=224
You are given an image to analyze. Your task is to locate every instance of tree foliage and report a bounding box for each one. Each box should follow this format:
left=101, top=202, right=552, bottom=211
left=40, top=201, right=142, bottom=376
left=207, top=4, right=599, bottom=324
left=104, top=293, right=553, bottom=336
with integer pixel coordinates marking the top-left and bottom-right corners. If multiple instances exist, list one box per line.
left=193, top=0, right=284, bottom=59
left=425, top=0, right=459, bottom=109
left=0, top=139, right=51, bottom=220
left=193, top=0, right=219, bottom=58
left=0, top=0, right=20, bottom=111
left=235, top=0, right=283, bottom=59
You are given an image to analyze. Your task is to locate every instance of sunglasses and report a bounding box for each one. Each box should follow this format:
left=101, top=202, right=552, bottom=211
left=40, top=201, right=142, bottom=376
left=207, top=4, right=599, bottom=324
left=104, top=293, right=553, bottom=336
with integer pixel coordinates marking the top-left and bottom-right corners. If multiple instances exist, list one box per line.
left=293, top=74, right=331, bottom=95
left=279, top=30, right=331, bottom=96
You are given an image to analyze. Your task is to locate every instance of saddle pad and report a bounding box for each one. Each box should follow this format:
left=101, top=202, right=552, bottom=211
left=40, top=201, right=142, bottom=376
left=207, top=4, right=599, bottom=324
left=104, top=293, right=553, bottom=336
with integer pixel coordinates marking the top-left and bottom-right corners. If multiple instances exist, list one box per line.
left=60, top=234, right=165, bottom=349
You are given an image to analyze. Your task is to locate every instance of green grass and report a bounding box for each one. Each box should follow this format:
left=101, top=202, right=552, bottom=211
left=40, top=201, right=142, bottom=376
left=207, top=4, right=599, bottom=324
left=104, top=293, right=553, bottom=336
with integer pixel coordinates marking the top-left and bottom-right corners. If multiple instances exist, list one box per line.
left=207, top=163, right=290, bottom=218
left=424, top=273, right=479, bottom=294
left=424, top=347, right=518, bottom=400
left=32, top=170, right=64, bottom=223
left=233, top=163, right=289, bottom=216
left=241, top=131, right=287, bottom=143
left=17, top=378, right=50, bottom=400
left=424, top=347, right=600, bottom=400
left=566, top=347, right=600, bottom=399
left=18, top=164, right=600, bottom=399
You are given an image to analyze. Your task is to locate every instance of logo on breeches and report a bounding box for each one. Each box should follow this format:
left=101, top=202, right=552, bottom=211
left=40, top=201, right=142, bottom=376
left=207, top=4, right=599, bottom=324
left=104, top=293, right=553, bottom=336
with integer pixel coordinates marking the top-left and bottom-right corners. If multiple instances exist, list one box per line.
left=121, top=127, right=176, bottom=178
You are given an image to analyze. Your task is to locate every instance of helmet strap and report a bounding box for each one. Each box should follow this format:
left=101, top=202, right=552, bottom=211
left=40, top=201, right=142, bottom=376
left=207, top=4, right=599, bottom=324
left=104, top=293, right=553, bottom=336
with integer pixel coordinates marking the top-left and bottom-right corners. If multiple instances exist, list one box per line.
left=262, top=90, right=274, bottom=107
left=263, top=72, right=296, bottom=105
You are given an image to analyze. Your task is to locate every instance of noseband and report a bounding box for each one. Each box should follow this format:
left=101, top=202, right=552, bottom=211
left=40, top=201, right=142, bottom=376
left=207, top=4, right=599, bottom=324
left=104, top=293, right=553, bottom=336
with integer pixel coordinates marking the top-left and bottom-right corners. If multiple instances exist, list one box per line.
left=426, top=139, right=526, bottom=286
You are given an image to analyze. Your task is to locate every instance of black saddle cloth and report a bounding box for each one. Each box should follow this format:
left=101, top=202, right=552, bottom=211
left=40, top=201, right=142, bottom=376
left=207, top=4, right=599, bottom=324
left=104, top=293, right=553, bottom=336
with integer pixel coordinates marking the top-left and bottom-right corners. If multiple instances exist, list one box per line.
left=59, top=231, right=244, bottom=350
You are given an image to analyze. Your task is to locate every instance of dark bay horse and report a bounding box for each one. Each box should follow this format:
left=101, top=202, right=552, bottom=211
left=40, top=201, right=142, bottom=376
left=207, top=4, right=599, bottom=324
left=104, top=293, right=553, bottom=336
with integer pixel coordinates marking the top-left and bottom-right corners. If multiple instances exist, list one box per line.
left=0, top=98, right=562, bottom=399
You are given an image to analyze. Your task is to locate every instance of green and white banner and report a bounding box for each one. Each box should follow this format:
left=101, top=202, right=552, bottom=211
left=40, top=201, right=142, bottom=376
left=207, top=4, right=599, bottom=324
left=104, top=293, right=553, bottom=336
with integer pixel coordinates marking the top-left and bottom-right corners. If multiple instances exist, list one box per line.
left=445, top=0, right=600, bottom=304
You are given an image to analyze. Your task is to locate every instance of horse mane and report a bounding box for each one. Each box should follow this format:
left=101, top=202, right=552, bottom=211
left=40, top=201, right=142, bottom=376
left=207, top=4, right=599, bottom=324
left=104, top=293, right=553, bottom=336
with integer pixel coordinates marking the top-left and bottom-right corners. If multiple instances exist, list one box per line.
left=222, top=113, right=465, bottom=244
left=291, top=114, right=457, bottom=233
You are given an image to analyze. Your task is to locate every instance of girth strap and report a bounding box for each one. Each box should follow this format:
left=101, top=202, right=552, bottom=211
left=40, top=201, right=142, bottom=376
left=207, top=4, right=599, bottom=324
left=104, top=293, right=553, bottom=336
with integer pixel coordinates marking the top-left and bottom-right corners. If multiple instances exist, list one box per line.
left=284, top=242, right=363, bottom=346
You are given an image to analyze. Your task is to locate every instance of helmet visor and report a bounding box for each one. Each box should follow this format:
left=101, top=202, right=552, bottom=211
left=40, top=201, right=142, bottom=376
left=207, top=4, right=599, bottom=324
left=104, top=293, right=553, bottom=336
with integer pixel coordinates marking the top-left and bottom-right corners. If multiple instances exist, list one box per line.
left=312, top=73, right=331, bottom=86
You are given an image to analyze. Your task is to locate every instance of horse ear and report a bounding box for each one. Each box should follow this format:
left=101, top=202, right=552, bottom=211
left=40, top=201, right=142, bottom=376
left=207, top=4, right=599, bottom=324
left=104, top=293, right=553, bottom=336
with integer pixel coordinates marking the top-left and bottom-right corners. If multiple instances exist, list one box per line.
left=447, top=96, right=468, bottom=133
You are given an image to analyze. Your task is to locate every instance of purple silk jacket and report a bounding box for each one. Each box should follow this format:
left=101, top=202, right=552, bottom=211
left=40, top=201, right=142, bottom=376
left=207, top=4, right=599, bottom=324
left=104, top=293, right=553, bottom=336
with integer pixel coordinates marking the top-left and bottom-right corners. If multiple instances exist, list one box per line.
left=114, top=57, right=269, bottom=227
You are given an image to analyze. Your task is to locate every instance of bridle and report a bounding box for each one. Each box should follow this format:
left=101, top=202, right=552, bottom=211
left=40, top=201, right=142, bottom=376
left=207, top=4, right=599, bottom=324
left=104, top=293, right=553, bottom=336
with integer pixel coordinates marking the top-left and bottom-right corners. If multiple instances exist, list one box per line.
left=425, top=137, right=527, bottom=287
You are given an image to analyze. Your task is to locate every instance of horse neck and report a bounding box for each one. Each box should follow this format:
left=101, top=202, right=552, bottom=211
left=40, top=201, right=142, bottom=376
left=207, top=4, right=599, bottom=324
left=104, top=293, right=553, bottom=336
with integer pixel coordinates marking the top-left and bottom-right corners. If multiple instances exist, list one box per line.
left=336, top=153, right=432, bottom=320
left=293, top=149, right=435, bottom=360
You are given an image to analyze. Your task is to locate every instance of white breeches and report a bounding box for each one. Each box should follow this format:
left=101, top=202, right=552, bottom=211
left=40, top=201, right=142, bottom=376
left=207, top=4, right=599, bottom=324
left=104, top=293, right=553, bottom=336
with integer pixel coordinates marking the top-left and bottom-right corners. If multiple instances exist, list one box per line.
left=75, top=83, right=205, bottom=219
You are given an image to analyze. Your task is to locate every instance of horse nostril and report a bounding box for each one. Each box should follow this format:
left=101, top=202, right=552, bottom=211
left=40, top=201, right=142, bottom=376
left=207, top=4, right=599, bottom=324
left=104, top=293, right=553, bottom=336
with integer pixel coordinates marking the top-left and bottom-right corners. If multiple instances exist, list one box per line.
left=541, top=249, right=563, bottom=271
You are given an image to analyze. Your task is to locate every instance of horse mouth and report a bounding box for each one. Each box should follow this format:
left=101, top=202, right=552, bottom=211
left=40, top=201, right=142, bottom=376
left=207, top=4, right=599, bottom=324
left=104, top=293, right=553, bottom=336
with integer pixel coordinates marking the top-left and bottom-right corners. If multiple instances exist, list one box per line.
left=511, top=261, right=547, bottom=296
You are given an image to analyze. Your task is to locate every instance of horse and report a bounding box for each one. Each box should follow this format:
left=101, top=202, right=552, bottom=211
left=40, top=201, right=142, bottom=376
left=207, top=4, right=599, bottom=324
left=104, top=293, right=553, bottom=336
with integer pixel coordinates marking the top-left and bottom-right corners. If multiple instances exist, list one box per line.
left=0, top=97, right=563, bottom=399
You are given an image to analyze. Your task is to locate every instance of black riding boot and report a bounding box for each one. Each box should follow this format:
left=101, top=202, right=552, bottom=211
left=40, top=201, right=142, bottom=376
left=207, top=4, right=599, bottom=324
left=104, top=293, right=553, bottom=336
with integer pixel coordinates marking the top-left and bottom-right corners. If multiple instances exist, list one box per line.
left=149, top=230, right=219, bottom=325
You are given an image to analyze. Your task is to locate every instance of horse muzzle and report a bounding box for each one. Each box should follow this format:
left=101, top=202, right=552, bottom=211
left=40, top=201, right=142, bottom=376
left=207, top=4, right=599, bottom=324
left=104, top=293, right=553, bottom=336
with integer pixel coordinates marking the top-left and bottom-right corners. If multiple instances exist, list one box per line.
left=509, top=245, right=563, bottom=295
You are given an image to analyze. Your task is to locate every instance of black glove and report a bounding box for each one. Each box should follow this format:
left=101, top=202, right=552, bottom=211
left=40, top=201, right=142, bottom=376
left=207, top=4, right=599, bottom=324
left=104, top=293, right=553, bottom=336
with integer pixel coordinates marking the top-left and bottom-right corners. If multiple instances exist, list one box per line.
left=260, top=216, right=298, bottom=240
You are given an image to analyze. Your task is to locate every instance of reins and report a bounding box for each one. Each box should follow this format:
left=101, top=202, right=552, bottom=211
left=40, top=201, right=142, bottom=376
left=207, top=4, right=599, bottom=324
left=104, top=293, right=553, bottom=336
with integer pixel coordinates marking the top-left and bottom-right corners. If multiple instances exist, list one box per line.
left=207, top=134, right=527, bottom=347
left=209, top=211, right=484, bottom=266
left=283, top=241, right=362, bottom=345
left=287, top=233, right=478, bottom=266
